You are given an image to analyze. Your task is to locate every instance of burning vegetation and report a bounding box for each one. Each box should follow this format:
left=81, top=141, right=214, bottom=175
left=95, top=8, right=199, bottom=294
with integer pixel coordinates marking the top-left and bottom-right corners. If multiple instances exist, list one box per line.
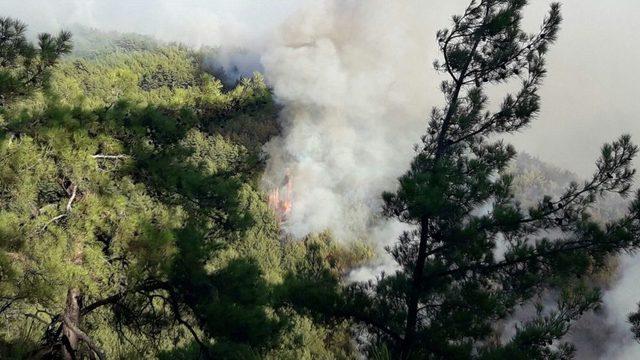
left=267, top=171, right=293, bottom=222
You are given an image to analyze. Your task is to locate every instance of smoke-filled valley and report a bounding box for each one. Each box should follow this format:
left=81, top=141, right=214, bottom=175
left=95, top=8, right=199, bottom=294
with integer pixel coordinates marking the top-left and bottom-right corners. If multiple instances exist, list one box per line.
left=2, top=1, right=640, bottom=359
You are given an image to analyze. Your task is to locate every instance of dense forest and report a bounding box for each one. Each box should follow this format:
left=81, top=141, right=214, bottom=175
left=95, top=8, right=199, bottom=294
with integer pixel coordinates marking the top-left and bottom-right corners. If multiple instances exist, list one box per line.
left=2, top=1, right=640, bottom=359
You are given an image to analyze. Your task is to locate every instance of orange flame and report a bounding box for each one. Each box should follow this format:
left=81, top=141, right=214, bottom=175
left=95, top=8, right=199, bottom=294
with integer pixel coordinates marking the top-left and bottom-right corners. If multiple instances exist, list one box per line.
left=268, top=171, right=293, bottom=222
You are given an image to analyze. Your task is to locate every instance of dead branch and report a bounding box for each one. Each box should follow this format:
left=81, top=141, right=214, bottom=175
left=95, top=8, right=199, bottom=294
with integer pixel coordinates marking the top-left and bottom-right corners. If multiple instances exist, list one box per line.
left=62, top=316, right=106, bottom=360
left=41, top=214, right=67, bottom=231
left=66, top=184, right=77, bottom=212
left=92, top=154, right=129, bottom=160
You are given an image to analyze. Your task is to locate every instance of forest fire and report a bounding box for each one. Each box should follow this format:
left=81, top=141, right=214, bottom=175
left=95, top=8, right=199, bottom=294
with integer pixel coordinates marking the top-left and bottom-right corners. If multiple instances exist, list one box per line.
left=267, top=171, right=293, bottom=222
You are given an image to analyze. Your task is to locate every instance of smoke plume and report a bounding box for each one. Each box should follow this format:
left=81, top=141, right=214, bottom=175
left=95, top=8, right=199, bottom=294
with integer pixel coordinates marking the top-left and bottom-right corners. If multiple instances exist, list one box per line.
left=261, top=0, right=433, bottom=244
left=599, top=255, right=640, bottom=359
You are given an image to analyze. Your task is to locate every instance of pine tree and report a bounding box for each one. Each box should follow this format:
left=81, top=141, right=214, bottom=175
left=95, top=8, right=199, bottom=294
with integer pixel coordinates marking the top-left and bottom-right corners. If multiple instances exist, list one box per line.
left=0, top=17, right=71, bottom=107
left=0, top=20, right=365, bottom=359
left=339, top=1, right=640, bottom=358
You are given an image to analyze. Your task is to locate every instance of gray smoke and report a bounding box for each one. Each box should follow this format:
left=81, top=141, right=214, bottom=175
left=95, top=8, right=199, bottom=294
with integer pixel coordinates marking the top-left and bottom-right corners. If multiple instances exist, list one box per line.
left=260, top=0, right=432, bottom=245
left=599, top=255, right=640, bottom=359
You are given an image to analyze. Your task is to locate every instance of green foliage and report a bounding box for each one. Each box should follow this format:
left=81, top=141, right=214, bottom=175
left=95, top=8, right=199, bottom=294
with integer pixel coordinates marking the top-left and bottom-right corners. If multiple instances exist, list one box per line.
left=0, top=21, right=362, bottom=359
left=295, top=1, right=640, bottom=359
left=265, top=314, right=354, bottom=360
left=67, top=25, right=161, bottom=58
left=0, top=17, right=72, bottom=107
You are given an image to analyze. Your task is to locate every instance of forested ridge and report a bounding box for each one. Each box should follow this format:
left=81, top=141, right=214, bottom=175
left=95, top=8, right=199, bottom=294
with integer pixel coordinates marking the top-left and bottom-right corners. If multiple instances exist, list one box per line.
left=0, top=21, right=370, bottom=359
left=2, top=1, right=640, bottom=359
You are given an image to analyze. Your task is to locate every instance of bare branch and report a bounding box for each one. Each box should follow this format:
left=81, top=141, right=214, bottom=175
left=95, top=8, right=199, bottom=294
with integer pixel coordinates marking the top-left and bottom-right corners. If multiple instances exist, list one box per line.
left=41, top=214, right=67, bottom=232
left=66, top=184, right=77, bottom=212
left=91, top=154, right=129, bottom=160
left=62, top=315, right=106, bottom=360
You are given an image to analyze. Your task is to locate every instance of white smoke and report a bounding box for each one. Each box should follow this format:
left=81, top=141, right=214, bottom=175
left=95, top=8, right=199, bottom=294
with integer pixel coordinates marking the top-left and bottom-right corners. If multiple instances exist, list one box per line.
left=261, top=0, right=434, bottom=244
left=600, top=255, right=640, bottom=359
left=0, top=0, right=310, bottom=84
left=0, top=0, right=304, bottom=50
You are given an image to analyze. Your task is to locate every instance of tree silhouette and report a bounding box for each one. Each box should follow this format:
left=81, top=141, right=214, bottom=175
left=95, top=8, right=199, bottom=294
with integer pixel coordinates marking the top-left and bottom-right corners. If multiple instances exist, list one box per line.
left=0, top=17, right=71, bottom=107
left=282, top=1, right=640, bottom=358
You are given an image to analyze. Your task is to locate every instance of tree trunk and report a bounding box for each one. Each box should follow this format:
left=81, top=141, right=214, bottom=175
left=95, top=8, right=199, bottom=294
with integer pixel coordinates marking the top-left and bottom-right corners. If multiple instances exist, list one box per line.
left=61, top=287, right=81, bottom=360
left=400, top=217, right=429, bottom=359
left=399, top=24, right=483, bottom=359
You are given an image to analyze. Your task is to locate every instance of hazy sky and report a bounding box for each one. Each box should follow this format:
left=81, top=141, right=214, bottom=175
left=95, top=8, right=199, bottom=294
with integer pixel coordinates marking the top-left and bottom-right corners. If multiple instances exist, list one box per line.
left=514, top=0, right=640, bottom=177
left=1, top=0, right=639, bottom=176
left=405, top=0, right=640, bottom=177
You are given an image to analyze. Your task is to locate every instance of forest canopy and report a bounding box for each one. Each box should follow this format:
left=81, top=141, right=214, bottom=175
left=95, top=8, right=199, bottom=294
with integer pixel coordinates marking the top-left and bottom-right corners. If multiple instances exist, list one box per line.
left=0, top=17, right=370, bottom=360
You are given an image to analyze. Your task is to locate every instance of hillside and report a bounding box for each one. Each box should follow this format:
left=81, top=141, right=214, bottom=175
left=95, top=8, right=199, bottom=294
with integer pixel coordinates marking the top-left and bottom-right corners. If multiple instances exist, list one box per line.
left=1, top=18, right=636, bottom=359
left=0, top=27, right=370, bottom=359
